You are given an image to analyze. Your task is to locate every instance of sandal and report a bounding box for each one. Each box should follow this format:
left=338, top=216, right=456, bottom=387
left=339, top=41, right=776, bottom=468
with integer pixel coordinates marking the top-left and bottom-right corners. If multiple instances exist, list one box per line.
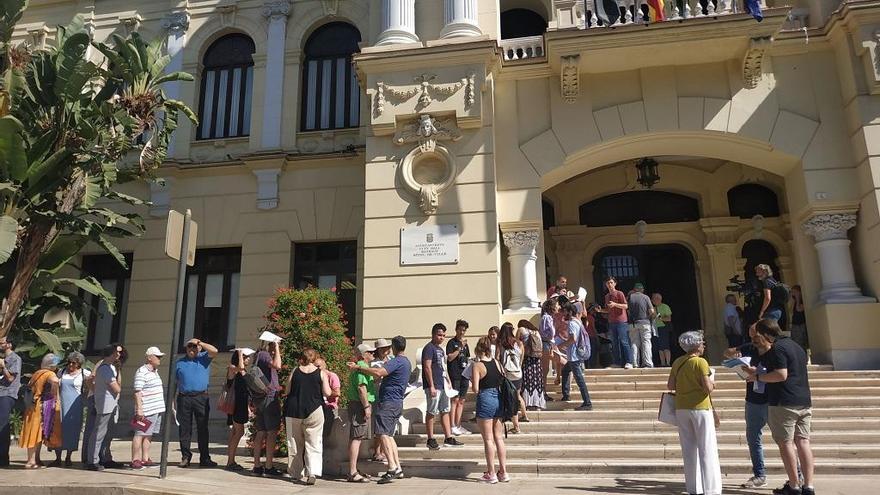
left=508, top=427, right=520, bottom=434
left=347, top=472, right=370, bottom=483
left=369, top=454, right=387, bottom=463
left=24, top=464, right=41, bottom=470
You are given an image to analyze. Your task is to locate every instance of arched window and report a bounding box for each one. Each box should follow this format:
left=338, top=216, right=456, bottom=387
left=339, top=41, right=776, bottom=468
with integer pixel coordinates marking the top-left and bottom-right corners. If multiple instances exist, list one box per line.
left=302, top=23, right=361, bottom=132
left=578, top=191, right=700, bottom=227
left=197, top=34, right=255, bottom=140
left=500, top=9, right=546, bottom=39
left=727, top=184, right=780, bottom=219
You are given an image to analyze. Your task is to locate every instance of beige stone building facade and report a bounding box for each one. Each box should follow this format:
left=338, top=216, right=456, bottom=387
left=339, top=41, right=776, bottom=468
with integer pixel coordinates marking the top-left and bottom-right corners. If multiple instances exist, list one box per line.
left=14, top=0, right=880, bottom=369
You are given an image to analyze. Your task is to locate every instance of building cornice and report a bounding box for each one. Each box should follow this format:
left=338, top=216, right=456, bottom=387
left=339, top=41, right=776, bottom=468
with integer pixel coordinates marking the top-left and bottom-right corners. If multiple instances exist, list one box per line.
left=354, top=37, right=499, bottom=78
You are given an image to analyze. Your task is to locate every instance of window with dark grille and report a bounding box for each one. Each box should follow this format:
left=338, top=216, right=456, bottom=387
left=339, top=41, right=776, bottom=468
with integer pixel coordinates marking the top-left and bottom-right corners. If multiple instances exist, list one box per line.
left=727, top=184, right=780, bottom=219
left=180, top=248, right=242, bottom=351
left=82, top=253, right=133, bottom=352
left=197, top=34, right=255, bottom=140
left=292, top=241, right=358, bottom=338
left=301, top=23, right=361, bottom=132
left=600, top=255, right=640, bottom=281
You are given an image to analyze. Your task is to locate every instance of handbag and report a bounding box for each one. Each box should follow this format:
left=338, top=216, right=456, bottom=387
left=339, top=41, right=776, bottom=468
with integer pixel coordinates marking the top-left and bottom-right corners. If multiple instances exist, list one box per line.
left=130, top=415, right=152, bottom=433
left=657, top=356, right=695, bottom=427
left=218, top=381, right=236, bottom=415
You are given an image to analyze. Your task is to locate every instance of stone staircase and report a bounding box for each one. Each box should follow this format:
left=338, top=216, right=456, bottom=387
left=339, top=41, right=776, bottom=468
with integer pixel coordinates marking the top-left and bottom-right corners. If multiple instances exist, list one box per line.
left=386, top=365, right=880, bottom=478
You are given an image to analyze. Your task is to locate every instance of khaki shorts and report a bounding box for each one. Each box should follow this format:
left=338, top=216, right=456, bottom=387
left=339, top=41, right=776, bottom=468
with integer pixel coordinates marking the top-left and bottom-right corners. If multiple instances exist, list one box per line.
left=768, top=405, right=812, bottom=443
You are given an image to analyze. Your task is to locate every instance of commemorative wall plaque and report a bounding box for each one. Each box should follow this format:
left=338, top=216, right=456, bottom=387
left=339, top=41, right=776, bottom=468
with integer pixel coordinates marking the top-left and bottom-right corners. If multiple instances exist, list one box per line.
left=400, top=224, right=459, bottom=265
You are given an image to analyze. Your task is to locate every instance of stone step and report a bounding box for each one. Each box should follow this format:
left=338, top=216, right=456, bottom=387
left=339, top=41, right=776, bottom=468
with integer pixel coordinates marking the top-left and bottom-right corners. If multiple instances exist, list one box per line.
left=394, top=444, right=880, bottom=460
left=543, top=377, right=880, bottom=390
left=459, top=396, right=880, bottom=410
left=531, top=386, right=880, bottom=400
left=395, top=430, right=880, bottom=447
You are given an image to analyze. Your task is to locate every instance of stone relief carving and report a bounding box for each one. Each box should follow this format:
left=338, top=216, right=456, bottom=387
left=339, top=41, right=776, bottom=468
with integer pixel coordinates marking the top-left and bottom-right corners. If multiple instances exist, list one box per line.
left=322, top=0, right=340, bottom=15
left=262, top=0, right=291, bottom=20
left=502, top=230, right=540, bottom=251
left=374, top=73, right=476, bottom=116
left=394, top=114, right=462, bottom=152
left=161, top=11, right=189, bottom=33
left=217, top=4, right=238, bottom=27
left=561, top=55, right=580, bottom=104
left=802, top=213, right=857, bottom=242
left=743, top=37, right=772, bottom=90
left=752, top=214, right=765, bottom=238
left=635, top=220, right=647, bottom=243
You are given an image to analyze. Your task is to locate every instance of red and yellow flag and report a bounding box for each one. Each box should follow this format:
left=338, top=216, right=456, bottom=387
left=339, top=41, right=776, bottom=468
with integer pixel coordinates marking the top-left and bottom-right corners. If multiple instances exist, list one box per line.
left=647, top=0, right=665, bottom=22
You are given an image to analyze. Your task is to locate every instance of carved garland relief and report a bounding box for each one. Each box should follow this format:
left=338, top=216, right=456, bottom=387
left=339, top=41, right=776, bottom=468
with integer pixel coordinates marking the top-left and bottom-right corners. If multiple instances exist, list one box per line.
left=375, top=73, right=476, bottom=116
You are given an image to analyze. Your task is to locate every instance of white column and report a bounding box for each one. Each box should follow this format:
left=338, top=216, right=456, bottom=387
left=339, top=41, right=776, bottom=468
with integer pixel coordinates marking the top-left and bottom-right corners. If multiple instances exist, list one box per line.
left=161, top=12, right=189, bottom=157
left=802, top=213, right=876, bottom=304
left=502, top=228, right=541, bottom=311
left=261, top=1, right=290, bottom=150
left=377, top=0, right=419, bottom=45
left=440, top=0, right=482, bottom=39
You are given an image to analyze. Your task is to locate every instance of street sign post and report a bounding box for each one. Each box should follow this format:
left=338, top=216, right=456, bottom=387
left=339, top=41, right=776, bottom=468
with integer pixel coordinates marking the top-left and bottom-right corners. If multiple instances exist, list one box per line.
left=159, top=209, right=197, bottom=479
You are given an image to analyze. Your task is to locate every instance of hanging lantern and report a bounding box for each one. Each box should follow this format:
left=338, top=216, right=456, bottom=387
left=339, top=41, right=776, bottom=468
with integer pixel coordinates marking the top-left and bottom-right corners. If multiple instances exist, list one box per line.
left=635, top=157, right=660, bottom=189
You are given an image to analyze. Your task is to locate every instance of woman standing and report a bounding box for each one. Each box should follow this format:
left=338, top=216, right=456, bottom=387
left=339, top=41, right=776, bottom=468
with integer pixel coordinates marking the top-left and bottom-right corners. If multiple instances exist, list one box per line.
left=52, top=352, right=90, bottom=467
left=225, top=348, right=254, bottom=471
left=519, top=319, right=545, bottom=411
left=667, top=331, right=722, bottom=495
left=20, top=354, right=62, bottom=469
left=498, top=323, right=528, bottom=432
left=283, top=348, right=332, bottom=485
left=471, top=337, right=509, bottom=484
left=539, top=298, right=559, bottom=400
left=790, top=285, right=810, bottom=354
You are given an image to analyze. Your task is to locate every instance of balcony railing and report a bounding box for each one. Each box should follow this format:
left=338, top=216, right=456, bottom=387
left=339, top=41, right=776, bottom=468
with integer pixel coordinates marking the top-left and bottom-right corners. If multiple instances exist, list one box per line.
left=499, top=35, right=546, bottom=63
left=581, top=0, right=764, bottom=27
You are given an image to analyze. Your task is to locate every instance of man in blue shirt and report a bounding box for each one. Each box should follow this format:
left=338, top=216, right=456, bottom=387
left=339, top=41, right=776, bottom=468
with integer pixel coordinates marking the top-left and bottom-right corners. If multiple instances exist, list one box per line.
left=348, top=335, right=411, bottom=484
left=175, top=338, right=218, bottom=468
left=0, top=337, right=22, bottom=467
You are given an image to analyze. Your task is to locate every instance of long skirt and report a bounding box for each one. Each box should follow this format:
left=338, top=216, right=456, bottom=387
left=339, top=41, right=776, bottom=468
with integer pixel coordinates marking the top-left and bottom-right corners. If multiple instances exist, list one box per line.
left=521, top=355, right=546, bottom=409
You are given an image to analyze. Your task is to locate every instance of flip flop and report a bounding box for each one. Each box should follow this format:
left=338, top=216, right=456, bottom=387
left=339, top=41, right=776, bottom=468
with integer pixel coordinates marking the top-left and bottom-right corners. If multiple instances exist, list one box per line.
left=347, top=473, right=370, bottom=483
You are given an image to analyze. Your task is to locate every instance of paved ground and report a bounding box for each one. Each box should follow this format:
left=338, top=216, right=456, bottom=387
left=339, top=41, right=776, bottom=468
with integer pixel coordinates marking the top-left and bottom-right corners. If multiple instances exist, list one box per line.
left=0, top=440, right=871, bottom=494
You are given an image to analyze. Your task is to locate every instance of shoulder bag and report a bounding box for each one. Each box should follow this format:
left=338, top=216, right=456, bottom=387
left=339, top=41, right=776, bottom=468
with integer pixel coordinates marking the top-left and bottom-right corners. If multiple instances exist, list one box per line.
left=658, top=357, right=694, bottom=427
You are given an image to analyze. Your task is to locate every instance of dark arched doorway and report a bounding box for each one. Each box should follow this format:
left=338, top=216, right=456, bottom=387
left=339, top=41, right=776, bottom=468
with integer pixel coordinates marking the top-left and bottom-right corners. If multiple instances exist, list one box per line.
left=741, top=239, right=783, bottom=329
left=593, top=243, right=701, bottom=362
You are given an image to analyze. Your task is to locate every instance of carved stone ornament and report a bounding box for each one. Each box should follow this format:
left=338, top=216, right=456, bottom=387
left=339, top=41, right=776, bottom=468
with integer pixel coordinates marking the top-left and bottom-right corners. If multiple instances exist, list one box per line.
left=502, top=230, right=540, bottom=252
left=743, top=37, right=772, bottom=90
left=217, top=4, right=238, bottom=28
left=752, top=214, right=765, bottom=238
left=161, top=12, right=189, bottom=34
left=374, top=73, right=476, bottom=116
left=802, top=213, right=857, bottom=242
left=323, top=0, right=340, bottom=15
left=27, top=26, right=50, bottom=50
left=635, top=220, right=647, bottom=243
left=262, top=0, right=291, bottom=20
left=394, top=114, right=462, bottom=152
left=561, top=55, right=580, bottom=104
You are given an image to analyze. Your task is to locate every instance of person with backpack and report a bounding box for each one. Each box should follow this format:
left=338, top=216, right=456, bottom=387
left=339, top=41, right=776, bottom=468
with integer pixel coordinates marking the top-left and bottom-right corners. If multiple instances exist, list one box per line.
left=497, top=323, right=529, bottom=433
left=556, top=303, right=593, bottom=411
left=756, top=264, right=788, bottom=326
left=252, top=339, right=284, bottom=477
left=471, top=336, right=510, bottom=484
left=518, top=319, right=545, bottom=411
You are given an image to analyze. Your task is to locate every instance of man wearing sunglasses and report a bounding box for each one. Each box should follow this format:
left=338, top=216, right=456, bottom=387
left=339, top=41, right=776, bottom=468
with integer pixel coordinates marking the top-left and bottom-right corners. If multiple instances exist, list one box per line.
left=175, top=338, right=218, bottom=468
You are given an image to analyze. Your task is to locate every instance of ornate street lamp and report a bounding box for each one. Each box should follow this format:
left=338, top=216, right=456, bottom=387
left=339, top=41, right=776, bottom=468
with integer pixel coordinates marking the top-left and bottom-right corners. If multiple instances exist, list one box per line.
left=635, top=157, right=660, bottom=189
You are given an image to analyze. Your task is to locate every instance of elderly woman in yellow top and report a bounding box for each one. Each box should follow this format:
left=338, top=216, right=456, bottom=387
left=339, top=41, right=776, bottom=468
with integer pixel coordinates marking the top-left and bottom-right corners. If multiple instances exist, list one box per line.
left=667, top=331, right=722, bottom=495
left=20, top=353, right=63, bottom=468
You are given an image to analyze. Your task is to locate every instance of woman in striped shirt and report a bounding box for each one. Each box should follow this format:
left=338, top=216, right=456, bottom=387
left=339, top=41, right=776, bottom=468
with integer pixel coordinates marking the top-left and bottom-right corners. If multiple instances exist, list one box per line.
left=131, top=347, right=166, bottom=469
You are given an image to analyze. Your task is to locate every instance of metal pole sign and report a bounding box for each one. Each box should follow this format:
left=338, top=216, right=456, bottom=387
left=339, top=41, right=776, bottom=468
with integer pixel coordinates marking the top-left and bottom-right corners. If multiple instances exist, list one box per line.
left=159, top=209, right=197, bottom=479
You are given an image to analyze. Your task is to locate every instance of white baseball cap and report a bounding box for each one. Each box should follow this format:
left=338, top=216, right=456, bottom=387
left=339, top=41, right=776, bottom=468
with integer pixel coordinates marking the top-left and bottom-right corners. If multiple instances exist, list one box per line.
left=145, top=346, right=165, bottom=357
left=357, top=343, right=376, bottom=355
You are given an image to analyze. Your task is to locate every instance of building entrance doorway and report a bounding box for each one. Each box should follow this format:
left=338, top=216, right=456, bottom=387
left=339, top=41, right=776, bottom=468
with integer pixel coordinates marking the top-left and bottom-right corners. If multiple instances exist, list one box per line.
left=592, top=243, right=701, bottom=362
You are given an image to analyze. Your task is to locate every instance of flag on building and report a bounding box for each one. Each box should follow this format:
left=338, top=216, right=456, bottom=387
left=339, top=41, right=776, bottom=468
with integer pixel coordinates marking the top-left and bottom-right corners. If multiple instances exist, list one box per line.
left=595, top=0, right=621, bottom=25
left=745, top=0, right=763, bottom=21
left=647, top=0, right=665, bottom=21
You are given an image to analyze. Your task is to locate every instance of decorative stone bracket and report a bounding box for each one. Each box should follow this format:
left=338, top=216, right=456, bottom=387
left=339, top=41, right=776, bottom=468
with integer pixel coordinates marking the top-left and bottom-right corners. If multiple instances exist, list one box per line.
left=396, top=114, right=461, bottom=215
left=253, top=168, right=281, bottom=210
left=149, top=178, right=174, bottom=218
left=549, top=0, right=587, bottom=30
left=743, top=37, right=772, bottom=90
left=322, top=0, right=340, bottom=16
left=120, top=14, right=143, bottom=36
left=161, top=11, right=189, bottom=34
left=374, top=73, right=476, bottom=117
left=855, top=26, right=880, bottom=95
left=27, top=26, right=51, bottom=49
left=561, top=55, right=581, bottom=104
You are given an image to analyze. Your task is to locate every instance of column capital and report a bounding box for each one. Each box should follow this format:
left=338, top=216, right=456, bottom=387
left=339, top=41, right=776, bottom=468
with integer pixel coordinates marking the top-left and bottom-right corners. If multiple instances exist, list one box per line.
left=802, top=213, right=857, bottom=242
left=262, top=0, right=291, bottom=21
left=502, top=230, right=540, bottom=252
left=162, top=11, right=190, bottom=34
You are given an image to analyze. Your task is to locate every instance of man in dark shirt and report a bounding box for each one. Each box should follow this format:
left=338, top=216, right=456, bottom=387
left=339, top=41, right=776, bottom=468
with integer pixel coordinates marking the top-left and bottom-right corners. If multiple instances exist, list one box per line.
left=421, top=323, right=462, bottom=450
left=747, top=318, right=814, bottom=495
left=446, top=319, right=471, bottom=436
left=756, top=264, right=786, bottom=324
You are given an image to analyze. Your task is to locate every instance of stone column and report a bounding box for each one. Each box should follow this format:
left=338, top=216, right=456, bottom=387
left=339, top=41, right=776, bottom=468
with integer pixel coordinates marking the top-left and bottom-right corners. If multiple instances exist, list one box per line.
left=802, top=213, right=876, bottom=303
left=161, top=12, right=189, bottom=157
left=502, top=226, right=541, bottom=312
left=377, top=0, right=419, bottom=45
left=440, top=0, right=482, bottom=39
left=261, top=1, right=290, bottom=150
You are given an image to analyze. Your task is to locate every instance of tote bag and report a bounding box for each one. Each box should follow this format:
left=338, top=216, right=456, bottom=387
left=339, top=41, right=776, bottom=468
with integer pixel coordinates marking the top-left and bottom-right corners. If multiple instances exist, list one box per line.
left=657, top=356, right=694, bottom=427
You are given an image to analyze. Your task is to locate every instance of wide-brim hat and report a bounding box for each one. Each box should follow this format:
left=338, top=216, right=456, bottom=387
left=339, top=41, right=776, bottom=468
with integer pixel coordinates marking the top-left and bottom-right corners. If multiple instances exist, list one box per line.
left=374, top=338, right=392, bottom=349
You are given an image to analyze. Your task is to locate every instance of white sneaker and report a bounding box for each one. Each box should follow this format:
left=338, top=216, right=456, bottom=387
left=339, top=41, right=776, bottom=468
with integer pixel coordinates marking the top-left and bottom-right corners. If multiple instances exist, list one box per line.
left=453, top=425, right=471, bottom=436
left=624, top=363, right=634, bottom=369
left=740, top=476, right=767, bottom=488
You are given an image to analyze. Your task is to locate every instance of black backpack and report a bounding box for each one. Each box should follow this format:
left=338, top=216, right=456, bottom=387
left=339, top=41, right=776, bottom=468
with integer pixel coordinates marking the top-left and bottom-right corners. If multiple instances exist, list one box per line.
left=493, top=360, right=520, bottom=423
left=244, top=364, right=269, bottom=399
left=769, top=279, right=791, bottom=305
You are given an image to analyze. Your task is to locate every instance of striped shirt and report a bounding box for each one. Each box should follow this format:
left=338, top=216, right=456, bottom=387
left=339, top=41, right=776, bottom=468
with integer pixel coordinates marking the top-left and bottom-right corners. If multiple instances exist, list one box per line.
left=134, top=364, right=165, bottom=416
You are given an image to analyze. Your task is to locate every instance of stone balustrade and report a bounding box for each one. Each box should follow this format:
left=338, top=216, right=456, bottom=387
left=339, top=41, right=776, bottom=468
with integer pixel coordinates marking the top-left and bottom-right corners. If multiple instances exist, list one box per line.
left=580, top=0, right=765, bottom=27
left=499, top=35, right=545, bottom=62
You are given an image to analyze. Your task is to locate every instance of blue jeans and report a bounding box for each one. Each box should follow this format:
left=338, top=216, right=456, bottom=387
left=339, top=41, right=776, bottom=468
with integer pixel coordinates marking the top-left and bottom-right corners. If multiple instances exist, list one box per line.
left=561, top=360, right=592, bottom=407
left=764, top=308, right=782, bottom=322
left=745, top=400, right=768, bottom=478
left=609, top=322, right=633, bottom=366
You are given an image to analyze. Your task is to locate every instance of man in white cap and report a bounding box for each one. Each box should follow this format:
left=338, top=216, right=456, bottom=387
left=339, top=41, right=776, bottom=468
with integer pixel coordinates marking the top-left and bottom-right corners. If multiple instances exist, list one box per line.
left=346, top=343, right=376, bottom=482
left=131, top=346, right=166, bottom=469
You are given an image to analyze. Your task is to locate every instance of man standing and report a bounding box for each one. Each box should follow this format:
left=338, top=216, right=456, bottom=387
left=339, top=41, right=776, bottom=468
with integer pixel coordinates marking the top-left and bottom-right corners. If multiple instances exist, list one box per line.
left=421, top=323, right=462, bottom=449
left=131, top=347, right=166, bottom=469
left=603, top=276, right=633, bottom=369
left=446, top=319, right=471, bottom=436
left=346, top=343, right=376, bottom=482
left=627, top=283, right=655, bottom=368
left=652, top=293, right=673, bottom=367
left=0, top=337, right=21, bottom=467
left=175, top=338, right=218, bottom=468
left=547, top=276, right=568, bottom=299
left=748, top=319, right=815, bottom=495
left=723, top=294, right=744, bottom=347
left=253, top=339, right=283, bottom=476
left=87, top=343, right=123, bottom=471
left=348, top=335, right=411, bottom=484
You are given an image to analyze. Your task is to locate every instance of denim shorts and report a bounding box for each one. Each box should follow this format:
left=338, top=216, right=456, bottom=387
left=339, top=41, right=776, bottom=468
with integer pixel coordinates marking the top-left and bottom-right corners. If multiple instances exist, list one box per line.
left=425, top=388, right=451, bottom=416
left=374, top=401, right=402, bottom=436
left=476, top=388, right=500, bottom=419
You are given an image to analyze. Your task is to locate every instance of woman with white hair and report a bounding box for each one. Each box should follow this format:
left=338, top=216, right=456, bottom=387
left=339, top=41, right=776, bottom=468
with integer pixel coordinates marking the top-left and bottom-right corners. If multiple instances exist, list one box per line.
left=667, top=331, right=722, bottom=495
left=52, top=352, right=90, bottom=467
left=20, top=353, right=62, bottom=468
